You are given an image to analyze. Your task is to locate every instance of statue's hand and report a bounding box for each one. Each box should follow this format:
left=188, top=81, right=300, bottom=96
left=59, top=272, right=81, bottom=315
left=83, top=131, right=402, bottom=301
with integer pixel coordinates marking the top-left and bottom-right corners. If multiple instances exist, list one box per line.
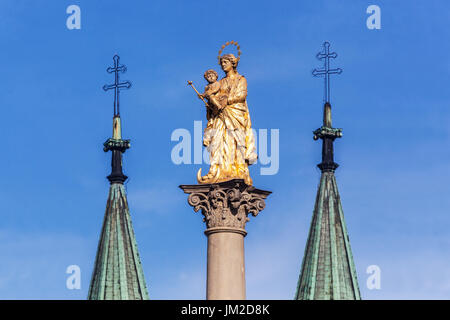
left=218, top=95, right=228, bottom=109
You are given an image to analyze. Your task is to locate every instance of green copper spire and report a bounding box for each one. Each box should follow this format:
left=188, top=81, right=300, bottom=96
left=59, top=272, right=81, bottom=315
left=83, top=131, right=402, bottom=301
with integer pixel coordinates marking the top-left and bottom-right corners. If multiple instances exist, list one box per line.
left=88, top=181, right=149, bottom=300
left=295, top=43, right=360, bottom=300
left=295, top=170, right=360, bottom=300
left=88, top=56, right=149, bottom=300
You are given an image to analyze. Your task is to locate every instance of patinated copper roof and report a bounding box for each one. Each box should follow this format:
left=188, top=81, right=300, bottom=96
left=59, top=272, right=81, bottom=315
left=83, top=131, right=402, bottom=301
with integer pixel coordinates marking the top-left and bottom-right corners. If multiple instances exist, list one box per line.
left=295, top=171, right=360, bottom=300
left=88, top=182, right=149, bottom=300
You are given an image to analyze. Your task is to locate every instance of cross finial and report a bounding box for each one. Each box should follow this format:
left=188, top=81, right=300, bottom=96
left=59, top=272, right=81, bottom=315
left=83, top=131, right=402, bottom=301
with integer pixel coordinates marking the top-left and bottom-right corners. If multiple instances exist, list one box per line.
left=103, top=55, right=132, bottom=116
left=312, top=42, right=342, bottom=103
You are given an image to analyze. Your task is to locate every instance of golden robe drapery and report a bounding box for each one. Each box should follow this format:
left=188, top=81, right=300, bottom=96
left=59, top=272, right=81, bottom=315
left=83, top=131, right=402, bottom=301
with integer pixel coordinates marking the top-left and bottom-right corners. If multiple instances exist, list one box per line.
left=198, top=74, right=257, bottom=185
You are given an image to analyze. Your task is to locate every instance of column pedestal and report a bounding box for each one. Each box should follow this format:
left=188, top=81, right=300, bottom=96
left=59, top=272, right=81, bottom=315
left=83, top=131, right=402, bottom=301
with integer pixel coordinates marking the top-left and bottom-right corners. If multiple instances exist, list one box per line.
left=180, top=179, right=271, bottom=300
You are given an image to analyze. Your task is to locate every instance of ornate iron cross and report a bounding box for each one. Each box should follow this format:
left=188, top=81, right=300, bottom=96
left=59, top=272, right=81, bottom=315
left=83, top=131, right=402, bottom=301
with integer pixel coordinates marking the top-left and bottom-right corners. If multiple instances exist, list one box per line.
left=312, top=42, right=342, bottom=103
left=103, top=55, right=132, bottom=116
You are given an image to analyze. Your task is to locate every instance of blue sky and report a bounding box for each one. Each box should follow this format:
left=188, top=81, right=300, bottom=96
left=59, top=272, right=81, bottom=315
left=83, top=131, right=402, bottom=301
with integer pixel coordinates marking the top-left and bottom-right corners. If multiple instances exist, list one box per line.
left=0, top=0, right=449, bottom=299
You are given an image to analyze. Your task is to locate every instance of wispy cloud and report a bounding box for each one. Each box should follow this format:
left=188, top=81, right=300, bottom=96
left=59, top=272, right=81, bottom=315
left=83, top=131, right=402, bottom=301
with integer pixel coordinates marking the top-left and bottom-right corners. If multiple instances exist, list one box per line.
left=0, top=230, right=94, bottom=299
left=127, top=182, right=185, bottom=216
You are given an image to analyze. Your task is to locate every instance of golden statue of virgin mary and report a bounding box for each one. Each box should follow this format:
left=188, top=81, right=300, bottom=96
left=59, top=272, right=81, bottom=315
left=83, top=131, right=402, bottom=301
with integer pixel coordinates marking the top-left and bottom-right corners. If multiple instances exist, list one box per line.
left=195, top=41, right=257, bottom=186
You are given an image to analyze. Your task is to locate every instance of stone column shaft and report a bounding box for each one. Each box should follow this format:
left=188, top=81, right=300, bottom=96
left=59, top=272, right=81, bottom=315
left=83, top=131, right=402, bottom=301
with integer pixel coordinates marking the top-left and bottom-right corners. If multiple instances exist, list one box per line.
left=180, top=179, right=271, bottom=300
left=206, top=228, right=246, bottom=299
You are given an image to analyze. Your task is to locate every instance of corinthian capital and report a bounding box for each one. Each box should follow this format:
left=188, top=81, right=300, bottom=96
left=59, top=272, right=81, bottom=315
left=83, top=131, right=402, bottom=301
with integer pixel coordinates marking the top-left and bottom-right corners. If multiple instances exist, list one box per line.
left=179, top=179, right=271, bottom=233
